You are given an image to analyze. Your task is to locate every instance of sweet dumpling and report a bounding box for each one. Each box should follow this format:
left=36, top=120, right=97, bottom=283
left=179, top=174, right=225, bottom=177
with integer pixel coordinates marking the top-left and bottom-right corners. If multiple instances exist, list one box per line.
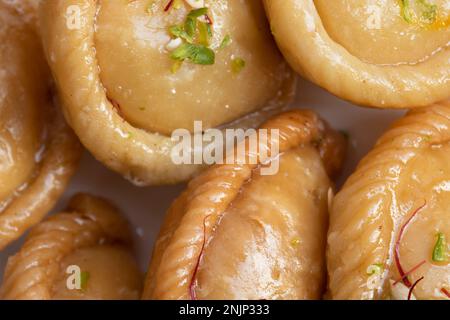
left=142, top=110, right=346, bottom=300
left=0, top=194, right=142, bottom=300
left=39, top=0, right=295, bottom=185
left=0, top=2, right=81, bottom=250
left=264, top=0, right=450, bottom=108
left=327, top=101, right=450, bottom=300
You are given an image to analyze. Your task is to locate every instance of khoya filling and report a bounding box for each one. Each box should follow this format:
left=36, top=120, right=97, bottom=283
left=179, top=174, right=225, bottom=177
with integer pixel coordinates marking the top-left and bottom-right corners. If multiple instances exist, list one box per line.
left=94, top=0, right=291, bottom=135
left=367, top=142, right=450, bottom=300
left=314, top=0, right=450, bottom=65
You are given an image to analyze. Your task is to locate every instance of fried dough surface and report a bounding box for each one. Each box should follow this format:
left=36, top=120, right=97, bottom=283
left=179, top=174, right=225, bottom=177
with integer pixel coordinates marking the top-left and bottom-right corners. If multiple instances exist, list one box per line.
left=39, top=0, right=295, bottom=185
left=264, top=0, right=450, bottom=108
left=0, top=2, right=81, bottom=250
left=143, top=109, right=346, bottom=300
left=328, top=101, right=450, bottom=300
left=0, top=194, right=142, bottom=300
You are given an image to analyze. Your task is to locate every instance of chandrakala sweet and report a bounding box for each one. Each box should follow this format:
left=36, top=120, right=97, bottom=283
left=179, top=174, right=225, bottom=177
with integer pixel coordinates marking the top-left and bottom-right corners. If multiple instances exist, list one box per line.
left=38, top=0, right=295, bottom=185
left=264, top=0, right=450, bottom=108
left=0, top=1, right=81, bottom=251
left=327, top=101, right=450, bottom=300
left=0, top=194, right=142, bottom=300
left=143, top=109, right=346, bottom=300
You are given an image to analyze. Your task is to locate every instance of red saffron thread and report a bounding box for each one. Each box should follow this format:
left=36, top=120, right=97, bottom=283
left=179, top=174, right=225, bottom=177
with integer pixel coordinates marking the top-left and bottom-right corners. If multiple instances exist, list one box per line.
left=205, top=14, right=213, bottom=25
left=441, top=288, right=450, bottom=299
left=393, top=260, right=426, bottom=286
left=189, top=215, right=211, bottom=300
left=164, top=0, right=175, bottom=11
left=407, top=276, right=424, bottom=300
left=394, top=202, right=427, bottom=288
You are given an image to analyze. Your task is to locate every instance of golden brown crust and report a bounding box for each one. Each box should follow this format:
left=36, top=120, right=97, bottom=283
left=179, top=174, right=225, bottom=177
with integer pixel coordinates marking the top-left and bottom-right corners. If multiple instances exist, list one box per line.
left=0, top=194, right=137, bottom=300
left=327, top=101, right=450, bottom=300
left=0, top=110, right=81, bottom=250
left=143, top=109, right=346, bottom=299
left=0, top=3, right=81, bottom=250
left=38, top=0, right=295, bottom=186
left=264, top=0, right=450, bottom=108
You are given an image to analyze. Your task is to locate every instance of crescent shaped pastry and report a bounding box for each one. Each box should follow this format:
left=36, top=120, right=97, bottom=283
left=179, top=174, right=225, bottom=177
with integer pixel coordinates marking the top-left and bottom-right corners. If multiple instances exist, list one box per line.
left=327, top=101, right=450, bottom=300
left=143, top=109, right=346, bottom=300
left=38, top=0, right=295, bottom=186
left=0, top=3, right=81, bottom=250
left=264, top=0, right=450, bottom=108
left=0, top=194, right=142, bottom=300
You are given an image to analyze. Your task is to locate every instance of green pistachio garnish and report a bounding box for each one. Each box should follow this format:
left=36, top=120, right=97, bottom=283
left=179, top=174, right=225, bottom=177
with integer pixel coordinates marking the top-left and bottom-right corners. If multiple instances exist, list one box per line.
left=399, top=0, right=437, bottom=26
left=171, top=43, right=215, bottom=65
left=166, top=7, right=244, bottom=72
left=197, top=21, right=212, bottom=46
left=366, top=263, right=384, bottom=275
left=231, top=57, right=246, bottom=74
left=80, top=271, right=90, bottom=291
left=169, top=25, right=193, bottom=43
left=184, top=7, right=209, bottom=37
left=219, top=34, right=232, bottom=49
left=167, top=7, right=215, bottom=68
left=432, top=232, right=447, bottom=262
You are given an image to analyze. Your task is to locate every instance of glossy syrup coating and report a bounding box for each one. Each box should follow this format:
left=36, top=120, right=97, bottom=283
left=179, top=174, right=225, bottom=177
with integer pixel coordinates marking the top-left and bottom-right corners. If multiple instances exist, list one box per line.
left=96, top=0, right=293, bottom=134
left=143, top=109, right=346, bottom=300
left=0, top=194, right=142, bottom=300
left=327, top=101, right=450, bottom=300
left=0, top=2, right=81, bottom=250
left=264, top=0, right=450, bottom=108
left=315, top=0, right=449, bottom=65
left=39, top=0, right=295, bottom=186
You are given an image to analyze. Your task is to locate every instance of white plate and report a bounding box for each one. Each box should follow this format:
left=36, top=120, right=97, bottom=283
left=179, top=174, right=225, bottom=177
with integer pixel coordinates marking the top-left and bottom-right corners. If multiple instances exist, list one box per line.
left=0, top=77, right=405, bottom=277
